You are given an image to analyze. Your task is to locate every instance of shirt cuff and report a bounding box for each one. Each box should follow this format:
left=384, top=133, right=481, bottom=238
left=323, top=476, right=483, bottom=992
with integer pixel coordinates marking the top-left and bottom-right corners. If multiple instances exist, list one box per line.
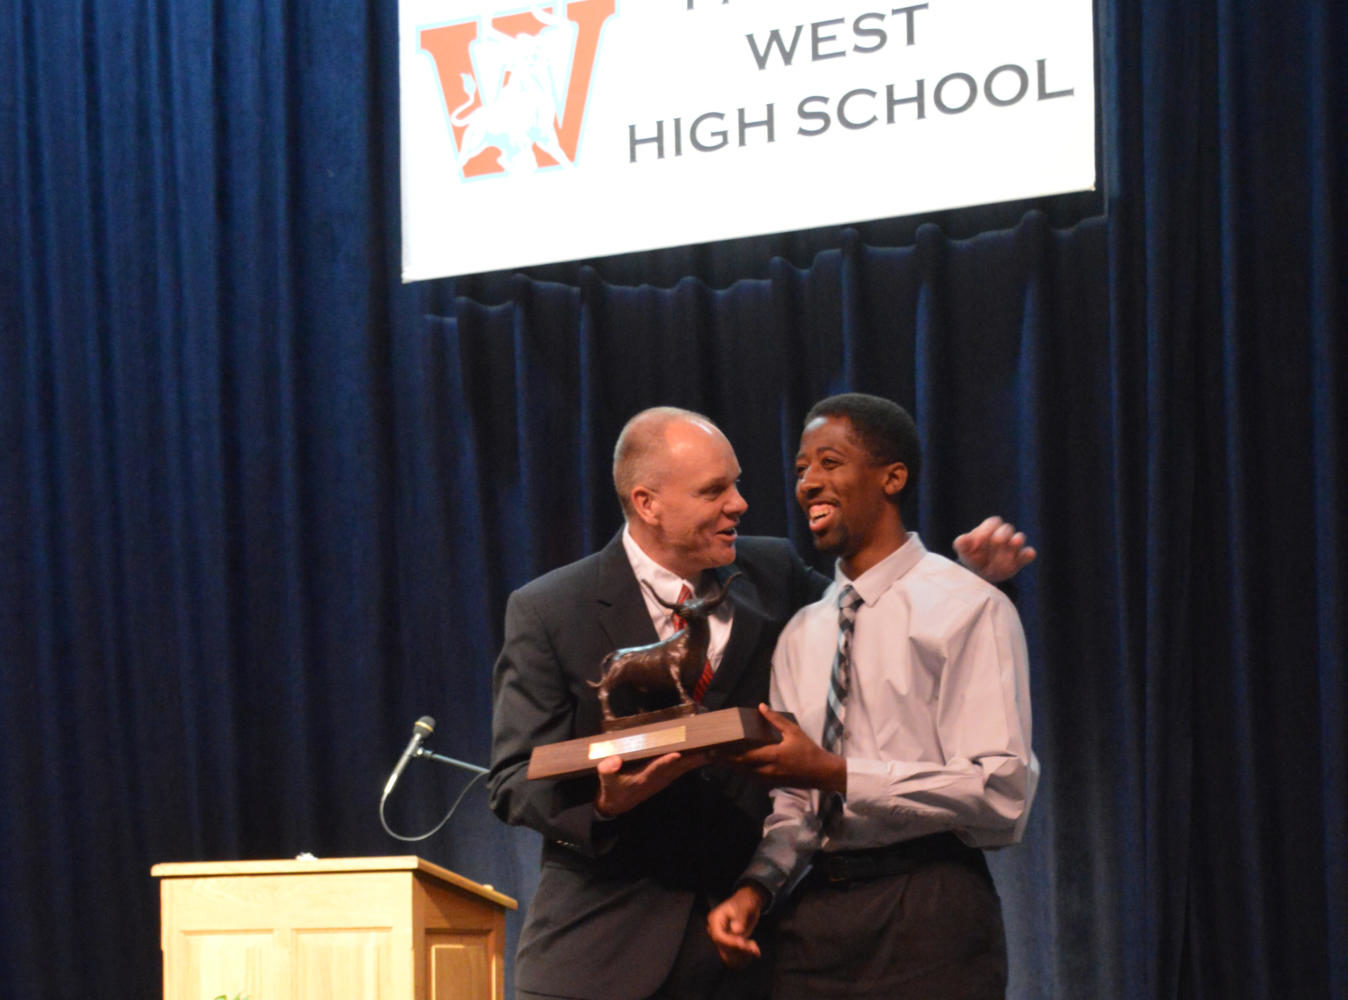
left=844, top=758, right=892, bottom=811
left=737, top=856, right=792, bottom=911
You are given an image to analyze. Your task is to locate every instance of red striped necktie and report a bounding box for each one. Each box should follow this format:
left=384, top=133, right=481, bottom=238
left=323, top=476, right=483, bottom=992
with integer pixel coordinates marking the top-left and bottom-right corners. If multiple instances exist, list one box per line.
left=673, top=584, right=715, bottom=703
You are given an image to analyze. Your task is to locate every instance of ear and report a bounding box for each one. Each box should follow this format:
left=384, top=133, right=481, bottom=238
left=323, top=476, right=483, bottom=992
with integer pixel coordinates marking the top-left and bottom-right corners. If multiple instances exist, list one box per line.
left=630, top=485, right=661, bottom=527
left=881, top=463, right=908, bottom=498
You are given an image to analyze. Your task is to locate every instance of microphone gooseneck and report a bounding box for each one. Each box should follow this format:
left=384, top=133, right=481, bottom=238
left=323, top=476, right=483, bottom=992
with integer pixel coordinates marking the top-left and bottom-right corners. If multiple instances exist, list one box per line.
left=379, top=715, right=489, bottom=843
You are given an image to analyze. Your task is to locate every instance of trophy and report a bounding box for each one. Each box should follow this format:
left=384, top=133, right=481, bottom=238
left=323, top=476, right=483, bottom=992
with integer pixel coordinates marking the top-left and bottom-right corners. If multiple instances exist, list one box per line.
left=527, top=573, right=783, bottom=779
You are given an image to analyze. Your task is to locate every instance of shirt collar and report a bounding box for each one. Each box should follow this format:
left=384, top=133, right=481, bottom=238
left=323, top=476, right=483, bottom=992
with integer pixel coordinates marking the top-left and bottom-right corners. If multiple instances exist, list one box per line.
left=833, top=533, right=927, bottom=607
left=622, top=523, right=699, bottom=605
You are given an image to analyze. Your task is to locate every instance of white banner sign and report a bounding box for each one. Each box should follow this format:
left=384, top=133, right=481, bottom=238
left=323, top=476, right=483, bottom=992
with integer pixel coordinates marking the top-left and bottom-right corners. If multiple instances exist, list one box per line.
left=399, top=0, right=1096, bottom=281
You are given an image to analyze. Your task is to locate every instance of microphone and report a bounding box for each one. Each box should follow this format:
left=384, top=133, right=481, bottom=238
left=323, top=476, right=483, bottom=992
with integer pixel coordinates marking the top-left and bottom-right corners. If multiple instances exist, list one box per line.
left=383, top=715, right=436, bottom=798
left=378, top=715, right=490, bottom=843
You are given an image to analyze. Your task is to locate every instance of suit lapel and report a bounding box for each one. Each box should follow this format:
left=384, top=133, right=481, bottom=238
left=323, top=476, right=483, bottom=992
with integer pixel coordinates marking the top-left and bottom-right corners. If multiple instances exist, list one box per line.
left=594, top=532, right=660, bottom=657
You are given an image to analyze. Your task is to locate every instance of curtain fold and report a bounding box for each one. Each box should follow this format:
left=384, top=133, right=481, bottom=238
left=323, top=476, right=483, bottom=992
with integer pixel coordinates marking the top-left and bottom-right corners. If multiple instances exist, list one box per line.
left=2, top=1, right=1344, bottom=997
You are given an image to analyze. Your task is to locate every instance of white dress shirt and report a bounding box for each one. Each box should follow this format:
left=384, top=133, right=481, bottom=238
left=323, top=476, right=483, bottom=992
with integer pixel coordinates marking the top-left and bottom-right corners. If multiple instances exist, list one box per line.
left=621, top=525, right=733, bottom=675
left=743, top=533, right=1039, bottom=900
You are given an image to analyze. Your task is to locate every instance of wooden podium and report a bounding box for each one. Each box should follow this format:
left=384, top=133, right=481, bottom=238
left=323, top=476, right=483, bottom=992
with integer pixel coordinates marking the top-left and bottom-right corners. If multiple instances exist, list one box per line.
left=151, top=856, right=516, bottom=1000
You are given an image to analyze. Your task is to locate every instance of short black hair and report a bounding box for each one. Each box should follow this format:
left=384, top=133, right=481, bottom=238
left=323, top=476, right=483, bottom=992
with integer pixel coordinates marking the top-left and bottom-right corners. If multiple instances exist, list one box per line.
left=804, top=393, right=921, bottom=498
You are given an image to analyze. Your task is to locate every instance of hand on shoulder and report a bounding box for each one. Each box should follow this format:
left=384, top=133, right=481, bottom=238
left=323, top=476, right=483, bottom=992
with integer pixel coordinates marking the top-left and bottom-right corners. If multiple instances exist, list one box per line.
left=954, top=516, right=1037, bottom=584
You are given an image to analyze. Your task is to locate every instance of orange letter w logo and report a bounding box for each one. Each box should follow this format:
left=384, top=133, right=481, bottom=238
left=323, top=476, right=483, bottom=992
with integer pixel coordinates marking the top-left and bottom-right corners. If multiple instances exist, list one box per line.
left=419, top=1, right=617, bottom=178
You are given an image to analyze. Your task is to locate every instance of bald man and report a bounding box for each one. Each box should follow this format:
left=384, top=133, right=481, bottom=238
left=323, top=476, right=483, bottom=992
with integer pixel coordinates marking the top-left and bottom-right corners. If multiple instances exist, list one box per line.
left=487, top=407, right=1032, bottom=1000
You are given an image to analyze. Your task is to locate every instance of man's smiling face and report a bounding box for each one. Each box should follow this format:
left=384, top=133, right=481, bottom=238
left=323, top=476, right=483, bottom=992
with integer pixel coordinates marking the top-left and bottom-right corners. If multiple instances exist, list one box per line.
left=794, top=414, right=906, bottom=570
left=638, top=419, right=747, bottom=580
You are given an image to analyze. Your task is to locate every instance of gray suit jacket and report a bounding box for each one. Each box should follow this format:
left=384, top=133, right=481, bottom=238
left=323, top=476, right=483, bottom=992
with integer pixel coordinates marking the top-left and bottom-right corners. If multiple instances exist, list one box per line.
left=488, top=532, right=825, bottom=999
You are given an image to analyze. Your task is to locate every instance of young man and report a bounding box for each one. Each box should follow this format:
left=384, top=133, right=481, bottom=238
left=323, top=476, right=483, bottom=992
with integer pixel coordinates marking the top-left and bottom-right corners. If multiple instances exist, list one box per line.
left=707, top=394, right=1038, bottom=999
left=488, top=405, right=1034, bottom=1000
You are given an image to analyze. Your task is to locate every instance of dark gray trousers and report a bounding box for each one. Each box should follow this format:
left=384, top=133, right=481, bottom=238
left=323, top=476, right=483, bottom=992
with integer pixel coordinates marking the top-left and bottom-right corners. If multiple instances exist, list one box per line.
left=771, top=853, right=1007, bottom=999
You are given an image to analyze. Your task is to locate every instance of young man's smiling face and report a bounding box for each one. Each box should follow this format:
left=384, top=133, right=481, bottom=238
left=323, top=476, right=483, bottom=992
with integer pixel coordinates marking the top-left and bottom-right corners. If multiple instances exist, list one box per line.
left=794, top=414, right=908, bottom=577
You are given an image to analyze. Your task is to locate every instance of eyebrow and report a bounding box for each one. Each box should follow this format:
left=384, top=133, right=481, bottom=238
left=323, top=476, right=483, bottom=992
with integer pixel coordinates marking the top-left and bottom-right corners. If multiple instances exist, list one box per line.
left=796, top=445, right=845, bottom=460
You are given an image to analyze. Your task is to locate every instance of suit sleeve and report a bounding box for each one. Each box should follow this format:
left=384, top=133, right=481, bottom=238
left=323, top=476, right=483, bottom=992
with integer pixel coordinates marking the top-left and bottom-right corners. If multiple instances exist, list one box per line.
left=486, top=587, right=610, bottom=854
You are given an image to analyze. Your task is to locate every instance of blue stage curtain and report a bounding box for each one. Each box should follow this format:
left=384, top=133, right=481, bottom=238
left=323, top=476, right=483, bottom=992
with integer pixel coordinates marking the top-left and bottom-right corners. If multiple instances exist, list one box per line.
left=0, top=1, right=1343, bottom=998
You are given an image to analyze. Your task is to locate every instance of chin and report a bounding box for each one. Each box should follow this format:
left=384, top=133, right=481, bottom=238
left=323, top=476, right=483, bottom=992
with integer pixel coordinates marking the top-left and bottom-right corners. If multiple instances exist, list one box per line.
left=810, top=530, right=843, bottom=555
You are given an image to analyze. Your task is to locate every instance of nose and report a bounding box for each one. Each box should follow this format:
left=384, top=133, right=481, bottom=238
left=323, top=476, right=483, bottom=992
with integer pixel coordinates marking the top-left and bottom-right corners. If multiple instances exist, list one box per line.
left=726, top=484, right=748, bottom=517
left=796, top=464, right=821, bottom=498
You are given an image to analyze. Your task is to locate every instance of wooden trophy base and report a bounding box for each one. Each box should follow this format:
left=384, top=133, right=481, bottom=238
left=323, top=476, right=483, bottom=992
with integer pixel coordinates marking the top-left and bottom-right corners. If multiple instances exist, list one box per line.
left=526, top=706, right=781, bottom=781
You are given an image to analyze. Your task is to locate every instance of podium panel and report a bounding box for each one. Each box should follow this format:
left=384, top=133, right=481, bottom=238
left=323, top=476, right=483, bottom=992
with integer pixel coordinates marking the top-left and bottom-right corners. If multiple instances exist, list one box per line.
left=152, top=856, right=516, bottom=1000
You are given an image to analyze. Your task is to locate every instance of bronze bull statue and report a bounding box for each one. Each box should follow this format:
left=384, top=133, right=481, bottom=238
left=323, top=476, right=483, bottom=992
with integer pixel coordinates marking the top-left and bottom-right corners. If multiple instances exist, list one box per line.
left=592, top=572, right=741, bottom=728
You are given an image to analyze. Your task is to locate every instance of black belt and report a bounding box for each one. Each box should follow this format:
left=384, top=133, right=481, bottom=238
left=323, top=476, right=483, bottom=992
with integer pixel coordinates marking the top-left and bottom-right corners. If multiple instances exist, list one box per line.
left=806, top=832, right=985, bottom=887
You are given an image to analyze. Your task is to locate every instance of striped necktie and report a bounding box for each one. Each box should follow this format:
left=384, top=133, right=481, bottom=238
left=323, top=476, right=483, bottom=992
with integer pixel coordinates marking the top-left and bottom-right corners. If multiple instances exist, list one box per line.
left=672, top=584, right=715, bottom=703
left=819, top=584, right=862, bottom=829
